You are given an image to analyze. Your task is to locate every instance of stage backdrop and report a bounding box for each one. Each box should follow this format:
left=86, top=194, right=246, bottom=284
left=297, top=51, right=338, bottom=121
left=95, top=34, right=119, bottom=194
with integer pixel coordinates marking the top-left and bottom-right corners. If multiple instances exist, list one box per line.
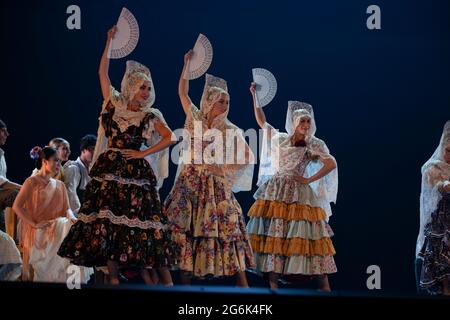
left=1, top=0, right=450, bottom=293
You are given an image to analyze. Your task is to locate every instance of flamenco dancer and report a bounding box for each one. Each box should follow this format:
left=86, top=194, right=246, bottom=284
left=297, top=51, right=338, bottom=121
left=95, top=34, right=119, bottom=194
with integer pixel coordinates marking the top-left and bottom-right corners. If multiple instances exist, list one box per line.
left=246, top=83, right=338, bottom=290
left=58, top=26, right=176, bottom=285
left=164, top=50, right=255, bottom=286
left=417, top=121, right=450, bottom=295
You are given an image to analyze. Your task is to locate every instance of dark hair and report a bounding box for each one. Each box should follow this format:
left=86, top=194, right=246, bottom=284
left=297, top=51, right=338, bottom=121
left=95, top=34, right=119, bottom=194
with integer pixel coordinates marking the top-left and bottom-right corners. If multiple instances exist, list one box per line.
left=30, top=146, right=57, bottom=170
left=79, top=134, right=97, bottom=152
left=0, top=119, right=6, bottom=130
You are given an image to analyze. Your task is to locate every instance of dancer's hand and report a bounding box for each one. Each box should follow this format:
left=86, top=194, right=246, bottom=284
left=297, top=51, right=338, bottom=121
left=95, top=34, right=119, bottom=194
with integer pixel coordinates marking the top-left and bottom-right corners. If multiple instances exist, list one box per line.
left=294, top=176, right=310, bottom=184
left=107, top=25, right=117, bottom=41
left=121, top=149, right=146, bottom=160
left=249, top=82, right=256, bottom=96
left=184, top=49, right=194, bottom=65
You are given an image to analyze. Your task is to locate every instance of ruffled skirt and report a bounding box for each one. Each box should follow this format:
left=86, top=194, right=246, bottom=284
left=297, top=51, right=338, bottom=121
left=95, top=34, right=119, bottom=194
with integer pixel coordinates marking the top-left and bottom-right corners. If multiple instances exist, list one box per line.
left=58, top=149, right=176, bottom=268
left=419, top=193, right=450, bottom=294
left=247, top=175, right=337, bottom=275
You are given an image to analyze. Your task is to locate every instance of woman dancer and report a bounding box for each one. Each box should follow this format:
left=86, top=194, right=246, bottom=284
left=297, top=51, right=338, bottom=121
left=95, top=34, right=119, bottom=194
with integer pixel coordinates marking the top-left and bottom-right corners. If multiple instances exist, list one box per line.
left=246, top=83, right=338, bottom=290
left=58, top=26, right=175, bottom=285
left=417, top=121, right=450, bottom=295
left=13, top=146, right=91, bottom=282
left=164, top=50, right=254, bottom=286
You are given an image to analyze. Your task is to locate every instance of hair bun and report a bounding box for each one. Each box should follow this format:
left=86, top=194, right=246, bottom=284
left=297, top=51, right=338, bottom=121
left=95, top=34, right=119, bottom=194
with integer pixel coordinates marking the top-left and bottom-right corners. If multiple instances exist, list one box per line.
left=29, top=146, right=42, bottom=160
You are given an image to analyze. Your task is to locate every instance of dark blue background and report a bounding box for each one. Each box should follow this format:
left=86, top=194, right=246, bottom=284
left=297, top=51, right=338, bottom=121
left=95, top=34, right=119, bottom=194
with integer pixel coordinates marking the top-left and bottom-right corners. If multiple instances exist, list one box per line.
left=1, top=0, right=450, bottom=293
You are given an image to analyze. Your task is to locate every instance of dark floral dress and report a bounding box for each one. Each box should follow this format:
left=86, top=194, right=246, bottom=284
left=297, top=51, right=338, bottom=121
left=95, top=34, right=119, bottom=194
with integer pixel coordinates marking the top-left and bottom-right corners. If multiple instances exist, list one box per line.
left=419, top=192, right=450, bottom=294
left=58, top=101, right=175, bottom=268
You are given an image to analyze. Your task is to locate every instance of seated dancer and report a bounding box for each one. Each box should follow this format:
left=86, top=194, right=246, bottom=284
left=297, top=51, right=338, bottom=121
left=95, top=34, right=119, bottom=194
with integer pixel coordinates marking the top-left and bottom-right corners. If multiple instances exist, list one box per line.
left=417, top=121, right=450, bottom=295
left=63, top=134, right=97, bottom=214
left=13, top=146, right=91, bottom=282
left=246, top=83, right=338, bottom=291
left=58, top=26, right=176, bottom=286
left=0, top=119, right=21, bottom=239
left=164, top=50, right=255, bottom=286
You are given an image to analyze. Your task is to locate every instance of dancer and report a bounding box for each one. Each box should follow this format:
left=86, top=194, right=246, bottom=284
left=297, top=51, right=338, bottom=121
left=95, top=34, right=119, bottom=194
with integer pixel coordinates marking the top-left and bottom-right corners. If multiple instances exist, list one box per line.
left=246, top=83, right=338, bottom=290
left=164, top=50, right=255, bottom=286
left=0, top=119, right=21, bottom=239
left=13, top=146, right=91, bottom=282
left=31, top=137, right=70, bottom=181
left=58, top=26, right=176, bottom=286
left=63, top=134, right=96, bottom=214
left=417, top=121, right=450, bottom=295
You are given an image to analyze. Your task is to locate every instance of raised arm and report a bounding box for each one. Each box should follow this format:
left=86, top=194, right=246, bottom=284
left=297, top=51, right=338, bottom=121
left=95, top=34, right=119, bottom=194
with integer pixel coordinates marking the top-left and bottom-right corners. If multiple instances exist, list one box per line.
left=98, top=26, right=117, bottom=101
left=250, top=82, right=267, bottom=129
left=178, top=50, right=194, bottom=115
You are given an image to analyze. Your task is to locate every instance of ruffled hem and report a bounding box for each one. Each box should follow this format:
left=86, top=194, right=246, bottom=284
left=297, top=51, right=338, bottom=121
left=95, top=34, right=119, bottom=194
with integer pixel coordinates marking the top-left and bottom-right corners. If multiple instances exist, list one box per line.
left=246, top=217, right=334, bottom=240
left=81, top=178, right=164, bottom=223
left=248, top=200, right=327, bottom=222
left=78, top=210, right=165, bottom=230
left=253, top=253, right=337, bottom=275
left=172, top=232, right=254, bottom=277
left=58, top=218, right=177, bottom=268
left=250, top=235, right=335, bottom=257
left=254, top=176, right=322, bottom=206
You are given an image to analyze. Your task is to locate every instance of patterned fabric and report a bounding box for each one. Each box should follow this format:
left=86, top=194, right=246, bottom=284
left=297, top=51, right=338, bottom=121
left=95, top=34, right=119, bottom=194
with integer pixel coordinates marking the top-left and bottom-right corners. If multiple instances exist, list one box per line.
left=247, top=135, right=336, bottom=276
left=419, top=193, right=450, bottom=294
left=58, top=101, right=175, bottom=268
left=165, top=164, right=254, bottom=278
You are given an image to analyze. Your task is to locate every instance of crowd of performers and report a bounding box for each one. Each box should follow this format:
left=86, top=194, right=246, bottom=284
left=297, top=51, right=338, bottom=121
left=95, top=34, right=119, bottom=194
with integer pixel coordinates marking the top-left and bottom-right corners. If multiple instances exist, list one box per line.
left=0, top=26, right=449, bottom=295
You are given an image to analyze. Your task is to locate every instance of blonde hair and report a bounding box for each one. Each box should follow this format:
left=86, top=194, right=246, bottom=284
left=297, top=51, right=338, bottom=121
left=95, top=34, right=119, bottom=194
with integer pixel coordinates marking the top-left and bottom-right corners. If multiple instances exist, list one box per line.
left=49, top=137, right=70, bottom=149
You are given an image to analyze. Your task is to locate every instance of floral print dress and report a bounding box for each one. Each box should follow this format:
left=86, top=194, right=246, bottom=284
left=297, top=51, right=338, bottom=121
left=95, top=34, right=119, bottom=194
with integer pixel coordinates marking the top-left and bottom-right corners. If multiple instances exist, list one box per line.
left=58, top=100, right=175, bottom=268
left=164, top=104, right=254, bottom=278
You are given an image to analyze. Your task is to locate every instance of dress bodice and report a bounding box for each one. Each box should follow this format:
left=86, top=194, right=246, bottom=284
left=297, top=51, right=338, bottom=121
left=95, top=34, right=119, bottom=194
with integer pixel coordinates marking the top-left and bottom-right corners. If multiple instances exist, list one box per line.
left=101, top=102, right=155, bottom=151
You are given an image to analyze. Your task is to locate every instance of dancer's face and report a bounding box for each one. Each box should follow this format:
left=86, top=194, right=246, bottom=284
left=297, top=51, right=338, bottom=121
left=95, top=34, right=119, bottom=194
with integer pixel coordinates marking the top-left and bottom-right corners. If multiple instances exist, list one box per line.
left=211, top=93, right=229, bottom=115
left=444, top=144, right=450, bottom=164
left=81, top=146, right=95, bottom=164
left=133, top=81, right=151, bottom=105
left=43, top=155, right=61, bottom=176
left=295, top=116, right=311, bottom=136
left=0, top=127, right=9, bottom=145
left=57, top=143, right=71, bottom=162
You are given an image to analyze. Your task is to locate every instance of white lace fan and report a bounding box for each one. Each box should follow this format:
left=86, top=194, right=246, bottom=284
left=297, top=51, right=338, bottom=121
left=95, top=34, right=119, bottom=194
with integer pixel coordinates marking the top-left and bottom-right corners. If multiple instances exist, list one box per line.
left=108, top=7, right=139, bottom=59
left=183, top=34, right=213, bottom=80
left=252, top=68, right=277, bottom=108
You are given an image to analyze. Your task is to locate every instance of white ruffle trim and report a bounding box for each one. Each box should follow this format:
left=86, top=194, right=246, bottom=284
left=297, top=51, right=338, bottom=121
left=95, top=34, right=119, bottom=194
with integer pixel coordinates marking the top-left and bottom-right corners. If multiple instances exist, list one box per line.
left=78, top=210, right=166, bottom=230
left=93, top=174, right=152, bottom=186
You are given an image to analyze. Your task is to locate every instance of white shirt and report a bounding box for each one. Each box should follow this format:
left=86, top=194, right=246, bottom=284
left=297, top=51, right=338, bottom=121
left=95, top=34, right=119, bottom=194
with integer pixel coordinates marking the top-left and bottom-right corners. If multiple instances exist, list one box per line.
left=63, top=157, right=91, bottom=213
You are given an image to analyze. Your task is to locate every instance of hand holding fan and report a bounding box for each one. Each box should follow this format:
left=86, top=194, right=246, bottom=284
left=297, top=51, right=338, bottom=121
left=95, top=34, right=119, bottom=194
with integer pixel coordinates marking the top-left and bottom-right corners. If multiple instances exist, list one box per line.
left=183, top=34, right=213, bottom=80
left=252, top=68, right=277, bottom=108
left=108, top=7, right=139, bottom=59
